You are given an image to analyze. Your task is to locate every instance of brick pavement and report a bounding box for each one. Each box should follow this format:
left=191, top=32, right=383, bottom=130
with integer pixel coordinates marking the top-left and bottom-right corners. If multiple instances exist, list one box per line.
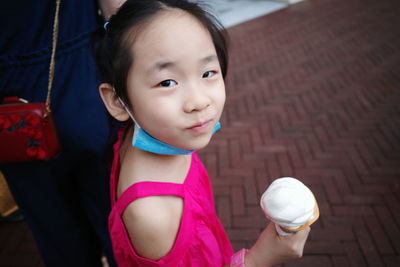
left=1, top=0, right=400, bottom=266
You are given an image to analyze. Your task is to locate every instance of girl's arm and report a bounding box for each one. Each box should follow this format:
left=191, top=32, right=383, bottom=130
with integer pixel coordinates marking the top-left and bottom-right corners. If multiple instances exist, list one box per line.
left=122, top=195, right=183, bottom=260
left=123, top=197, right=309, bottom=265
left=245, top=222, right=310, bottom=267
left=224, top=222, right=310, bottom=267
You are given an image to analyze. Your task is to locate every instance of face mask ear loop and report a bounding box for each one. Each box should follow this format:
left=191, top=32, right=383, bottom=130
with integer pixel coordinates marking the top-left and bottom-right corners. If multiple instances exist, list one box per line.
left=112, top=87, right=140, bottom=127
left=112, top=88, right=147, bottom=150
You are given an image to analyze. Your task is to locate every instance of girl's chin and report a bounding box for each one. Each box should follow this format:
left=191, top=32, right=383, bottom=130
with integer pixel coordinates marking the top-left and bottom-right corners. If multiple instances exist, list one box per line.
left=166, top=133, right=214, bottom=152
left=187, top=139, right=212, bottom=151
left=173, top=141, right=208, bottom=152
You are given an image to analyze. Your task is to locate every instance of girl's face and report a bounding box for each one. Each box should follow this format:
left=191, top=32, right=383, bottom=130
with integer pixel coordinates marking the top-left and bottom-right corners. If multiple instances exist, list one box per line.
left=126, top=10, right=226, bottom=151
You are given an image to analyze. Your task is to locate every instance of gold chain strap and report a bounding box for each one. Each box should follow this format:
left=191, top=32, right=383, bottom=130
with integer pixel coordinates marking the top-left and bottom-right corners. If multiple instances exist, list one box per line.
left=45, top=0, right=61, bottom=115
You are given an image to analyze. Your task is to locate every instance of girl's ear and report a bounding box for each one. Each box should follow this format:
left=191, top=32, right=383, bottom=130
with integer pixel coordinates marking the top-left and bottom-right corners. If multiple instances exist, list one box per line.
left=99, top=83, right=130, bottom=121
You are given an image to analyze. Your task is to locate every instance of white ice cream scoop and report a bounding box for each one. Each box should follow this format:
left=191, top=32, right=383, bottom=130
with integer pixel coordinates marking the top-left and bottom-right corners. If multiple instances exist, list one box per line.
left=260, top=177, right=319, bottom=235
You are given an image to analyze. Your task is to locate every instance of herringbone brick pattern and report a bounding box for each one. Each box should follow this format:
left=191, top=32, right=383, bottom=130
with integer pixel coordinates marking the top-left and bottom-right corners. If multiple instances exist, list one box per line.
left=199, top=0, right=400, bottom=266
left=1, top=0, right=399, bottom=266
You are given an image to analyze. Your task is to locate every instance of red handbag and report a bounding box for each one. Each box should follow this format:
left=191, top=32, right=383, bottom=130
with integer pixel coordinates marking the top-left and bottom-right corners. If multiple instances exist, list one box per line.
left=0, top=97, right=61, bottom=162
left=0, top=0, right=62, bottom=162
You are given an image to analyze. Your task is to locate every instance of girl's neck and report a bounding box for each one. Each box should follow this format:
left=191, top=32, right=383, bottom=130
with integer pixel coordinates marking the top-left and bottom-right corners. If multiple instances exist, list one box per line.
left=117, top=126, right=192, bottom=197
left=119, top=127, right=189, bottom=162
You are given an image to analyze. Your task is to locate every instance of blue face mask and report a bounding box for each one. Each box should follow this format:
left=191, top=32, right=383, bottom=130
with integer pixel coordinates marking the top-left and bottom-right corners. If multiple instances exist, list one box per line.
left=116, top=94, right=221, bottom=155
left=132, top=121, right=221, bottom=155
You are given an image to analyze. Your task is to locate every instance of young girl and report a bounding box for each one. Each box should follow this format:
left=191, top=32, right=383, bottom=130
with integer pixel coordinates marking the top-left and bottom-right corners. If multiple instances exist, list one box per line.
left=97, top=0, right=310, bottom=266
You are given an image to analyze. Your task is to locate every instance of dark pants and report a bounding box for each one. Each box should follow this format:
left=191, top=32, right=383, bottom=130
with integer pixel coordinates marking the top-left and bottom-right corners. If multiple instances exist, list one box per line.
left=1, top=151, right=115, bottom=267
left=0, top=11, right=116, bottom=264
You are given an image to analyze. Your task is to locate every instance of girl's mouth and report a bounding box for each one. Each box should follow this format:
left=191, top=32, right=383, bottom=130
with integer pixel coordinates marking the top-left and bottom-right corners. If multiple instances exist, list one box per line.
left=187, top=119, right=213, bottom=133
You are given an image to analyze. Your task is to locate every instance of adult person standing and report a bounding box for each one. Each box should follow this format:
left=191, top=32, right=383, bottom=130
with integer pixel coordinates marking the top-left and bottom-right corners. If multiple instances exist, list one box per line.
left=0, top=0, right=124, bottom=266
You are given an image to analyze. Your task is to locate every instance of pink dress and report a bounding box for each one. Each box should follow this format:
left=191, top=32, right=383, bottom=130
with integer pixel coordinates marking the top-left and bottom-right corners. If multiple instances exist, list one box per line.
left=108, top=132, right=234, bottom=267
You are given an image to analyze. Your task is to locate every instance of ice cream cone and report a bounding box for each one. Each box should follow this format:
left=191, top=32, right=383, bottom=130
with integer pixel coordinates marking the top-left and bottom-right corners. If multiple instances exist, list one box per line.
left=260, top=177, right=320, bottom=235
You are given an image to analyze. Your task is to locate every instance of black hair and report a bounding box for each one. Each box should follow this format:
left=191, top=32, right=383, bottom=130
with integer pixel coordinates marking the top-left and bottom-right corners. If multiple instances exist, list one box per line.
left=95, top=0, right=228, bottom=110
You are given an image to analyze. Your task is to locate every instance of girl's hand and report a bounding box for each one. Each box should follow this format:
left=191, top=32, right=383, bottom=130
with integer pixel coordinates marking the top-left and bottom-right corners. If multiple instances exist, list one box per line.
left=245, top=222, right=310, bottom=267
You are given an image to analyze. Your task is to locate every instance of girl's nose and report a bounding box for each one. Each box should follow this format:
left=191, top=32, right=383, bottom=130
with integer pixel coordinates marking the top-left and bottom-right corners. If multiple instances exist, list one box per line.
left=183, top=86, right=211, bottom=113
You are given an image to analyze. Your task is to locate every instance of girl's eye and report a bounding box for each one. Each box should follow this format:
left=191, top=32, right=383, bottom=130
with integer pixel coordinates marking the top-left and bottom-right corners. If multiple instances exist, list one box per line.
left=202, top=71, right=216, bottom=78
left=158, top=79, right=177, bottom=87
